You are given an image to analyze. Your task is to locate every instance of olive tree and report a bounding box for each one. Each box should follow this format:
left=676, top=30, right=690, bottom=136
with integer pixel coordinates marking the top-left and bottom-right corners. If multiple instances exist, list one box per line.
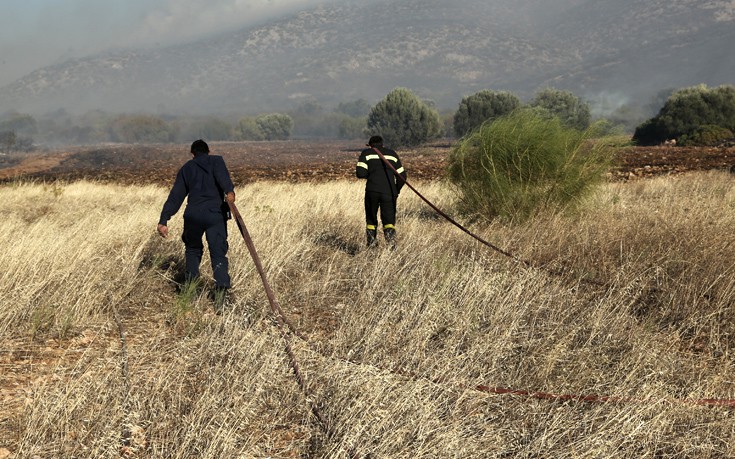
left=255, top=113, right=293, bottom=140
left=453, top=90, right=520, bottom=137
left=633, top=84, right=735, bottom=145
left=530, top=88, right=591, bottom=130
left=0, top=113, right=37, bottom=137
left=366, top=87, right=442, bottom=148
left=177, top=116, right=232, bottom=141
left=235, top=117, right=266, bottom=141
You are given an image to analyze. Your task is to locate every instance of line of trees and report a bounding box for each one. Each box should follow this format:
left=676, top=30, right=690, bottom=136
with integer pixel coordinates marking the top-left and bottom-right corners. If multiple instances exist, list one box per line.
left=0, top=86, right=599, bottom=149
left=0, top=110, right=299, bottom=148
left=2, top=83, right=733, bottom=150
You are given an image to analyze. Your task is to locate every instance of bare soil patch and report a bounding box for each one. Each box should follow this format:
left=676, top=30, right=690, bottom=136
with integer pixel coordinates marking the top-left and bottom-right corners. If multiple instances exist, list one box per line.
left=4, top=141, right=733, bottom=185
left=0, top=140, right=449, bottom=185
left=614, top=145, right=735, bottom=180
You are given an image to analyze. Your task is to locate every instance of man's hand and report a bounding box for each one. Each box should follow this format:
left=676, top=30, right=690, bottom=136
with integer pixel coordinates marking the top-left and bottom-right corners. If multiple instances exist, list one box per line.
left=157, top=223, right=169, bottom=238
left=226, top=191, right=235, bottom=204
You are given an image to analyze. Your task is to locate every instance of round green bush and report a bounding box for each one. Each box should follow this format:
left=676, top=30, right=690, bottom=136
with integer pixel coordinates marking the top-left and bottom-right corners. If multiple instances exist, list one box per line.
left=447, top=109, right=613, bottom=222
left=677, top=125, right=734, bottom=146
left=633, top=84, right=735, bottom=145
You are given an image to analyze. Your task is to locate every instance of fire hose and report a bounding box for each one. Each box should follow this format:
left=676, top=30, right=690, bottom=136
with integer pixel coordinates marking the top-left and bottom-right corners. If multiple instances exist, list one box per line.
left=226, top=199, right=735, bottom=414
left=370, top=147, right=606, bottom=286
left=227, top=201, right=330, bottom=434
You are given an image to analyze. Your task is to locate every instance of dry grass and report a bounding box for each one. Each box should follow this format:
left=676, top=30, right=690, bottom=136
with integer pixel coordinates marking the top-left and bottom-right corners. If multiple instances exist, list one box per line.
left=1, top=173, right=735, bottom=458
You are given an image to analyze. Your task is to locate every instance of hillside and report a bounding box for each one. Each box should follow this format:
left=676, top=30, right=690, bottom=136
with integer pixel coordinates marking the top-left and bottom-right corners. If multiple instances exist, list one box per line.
left=0, top=0, right=732, bottom=114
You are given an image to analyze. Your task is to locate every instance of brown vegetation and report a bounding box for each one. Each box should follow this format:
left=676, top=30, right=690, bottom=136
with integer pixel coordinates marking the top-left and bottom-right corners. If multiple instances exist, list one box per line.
left=2, top=165, right=735, bottom=456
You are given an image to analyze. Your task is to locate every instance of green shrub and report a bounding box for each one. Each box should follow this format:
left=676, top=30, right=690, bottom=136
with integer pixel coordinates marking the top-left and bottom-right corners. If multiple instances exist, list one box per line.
left=677, top=125, right=734, bottom=146
left=531, top=88, right=591, bottom=130
left=176, top=116, right=233, bottom=141
left=633, top=84, right=735, bottom=145
left=109, top=115, right=176, bottom=143
left=447, top=109, right=613, bottom=222
left=366, top=87, right=442, bottom=148
left=453, top=90, right=521, bottom=137
left=235, top=117, right=265, bottom=141
left=338, top=115, right=367, bottom=139
left=255, top=113, right=293, bottom=140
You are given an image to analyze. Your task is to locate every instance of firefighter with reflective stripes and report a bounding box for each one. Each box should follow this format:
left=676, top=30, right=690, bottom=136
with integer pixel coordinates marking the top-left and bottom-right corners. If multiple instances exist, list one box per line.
left=356, top=135, right=407, bottom=248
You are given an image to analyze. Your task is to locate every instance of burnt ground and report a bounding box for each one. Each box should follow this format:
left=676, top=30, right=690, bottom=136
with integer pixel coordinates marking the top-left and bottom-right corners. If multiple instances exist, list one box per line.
left=0, top=140, right=448, bottom=185
left=2, top=140, right=735, bottom=185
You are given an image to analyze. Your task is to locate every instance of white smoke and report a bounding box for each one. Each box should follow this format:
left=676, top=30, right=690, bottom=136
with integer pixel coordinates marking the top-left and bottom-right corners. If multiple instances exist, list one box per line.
left=587, top=91, right=631, bottom=118
left=0, top=0, right=346, bottom=86
left=127, top=0, right=344, bottom=48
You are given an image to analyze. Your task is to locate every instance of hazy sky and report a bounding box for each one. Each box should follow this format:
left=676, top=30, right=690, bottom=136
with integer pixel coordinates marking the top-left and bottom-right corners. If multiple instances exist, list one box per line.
left=0, top=0, right=344, bottom=86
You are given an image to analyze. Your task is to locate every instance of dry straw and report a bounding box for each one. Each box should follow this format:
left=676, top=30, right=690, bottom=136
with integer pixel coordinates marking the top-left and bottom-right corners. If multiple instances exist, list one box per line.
left=1, top=173, right=735, bottom=457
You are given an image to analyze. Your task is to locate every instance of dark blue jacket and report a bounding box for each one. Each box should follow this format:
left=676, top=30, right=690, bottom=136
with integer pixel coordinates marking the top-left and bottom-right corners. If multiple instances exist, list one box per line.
left=158, top=154, right=234, bottom=225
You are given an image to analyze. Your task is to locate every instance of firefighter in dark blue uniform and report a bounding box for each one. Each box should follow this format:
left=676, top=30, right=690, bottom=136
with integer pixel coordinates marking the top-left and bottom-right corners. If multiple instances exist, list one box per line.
left=157, top=139, right=235, bottom=297
left=356, top=135, right=407, bottom=248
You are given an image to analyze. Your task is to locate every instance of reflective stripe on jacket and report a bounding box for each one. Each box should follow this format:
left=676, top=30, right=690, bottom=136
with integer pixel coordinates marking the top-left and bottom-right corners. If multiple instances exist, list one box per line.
left=356, top=146, right=406, bottom=196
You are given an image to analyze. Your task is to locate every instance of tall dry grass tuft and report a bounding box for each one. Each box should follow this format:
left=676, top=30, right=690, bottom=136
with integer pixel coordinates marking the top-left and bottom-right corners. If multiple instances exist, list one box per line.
left=2, top=173, right=735, bottom=457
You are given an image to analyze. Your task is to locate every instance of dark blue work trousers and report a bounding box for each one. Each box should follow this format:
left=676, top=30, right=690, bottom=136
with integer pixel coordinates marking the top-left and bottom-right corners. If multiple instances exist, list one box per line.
left=182, top=208, right=230, bottom=288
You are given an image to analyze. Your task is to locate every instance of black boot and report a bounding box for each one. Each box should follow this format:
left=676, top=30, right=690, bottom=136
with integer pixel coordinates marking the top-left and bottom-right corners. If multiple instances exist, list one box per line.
left=213, top=287, right=229, bottom=314
left=384, top=227, right=396, bottom=250
left=366, top=228, right=378, bottom=248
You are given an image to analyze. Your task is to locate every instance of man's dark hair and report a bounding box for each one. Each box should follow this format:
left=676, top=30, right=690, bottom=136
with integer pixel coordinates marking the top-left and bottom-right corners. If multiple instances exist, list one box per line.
left=368, top=135, right=383, bottom=147
left=191, top=139, right=209, bottom=155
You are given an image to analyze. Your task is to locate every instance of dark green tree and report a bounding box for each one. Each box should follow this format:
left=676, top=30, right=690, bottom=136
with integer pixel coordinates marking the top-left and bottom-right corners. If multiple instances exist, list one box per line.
left=531, top=88, right=591, bottom=130
left=178, top=116, right=232, bottom=141
left=236, top=117, right=266, bottom=141
left=366, top=87, right=442, bottom=148
left=453, top=90, right=521, bottom=137
left=255, top=113, right=293, bottom=140
left=677, top=125, right=734, bottom=146
left=633, top=84, right=735, bottom=146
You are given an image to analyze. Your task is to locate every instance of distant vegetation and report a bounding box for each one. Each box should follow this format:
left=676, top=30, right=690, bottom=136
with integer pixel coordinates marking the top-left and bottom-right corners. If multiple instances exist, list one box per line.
left=0, top=112, right=37, bottom=152
left=448, top=108, right=612, bottom=222
left=2, top=83, right=734, bottom=149
left=109, top=115, right=177, bottom=143
left=633, top=84, right=735, bottom=146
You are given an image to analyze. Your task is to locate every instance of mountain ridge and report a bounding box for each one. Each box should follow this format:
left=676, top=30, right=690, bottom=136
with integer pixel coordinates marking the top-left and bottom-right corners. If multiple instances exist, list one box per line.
left=1, top=0, right=732, bottom=114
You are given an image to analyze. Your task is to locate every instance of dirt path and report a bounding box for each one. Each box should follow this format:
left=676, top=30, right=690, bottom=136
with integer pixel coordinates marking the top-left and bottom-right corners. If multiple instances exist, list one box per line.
left=0, top=151, right=74, bottom=181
